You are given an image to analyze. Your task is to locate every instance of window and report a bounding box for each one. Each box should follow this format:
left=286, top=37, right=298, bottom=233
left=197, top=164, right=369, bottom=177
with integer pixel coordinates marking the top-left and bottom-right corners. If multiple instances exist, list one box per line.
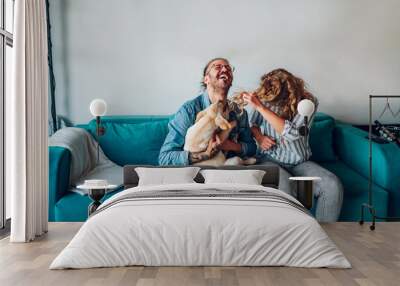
left=0, top=0, right=14, bottom=231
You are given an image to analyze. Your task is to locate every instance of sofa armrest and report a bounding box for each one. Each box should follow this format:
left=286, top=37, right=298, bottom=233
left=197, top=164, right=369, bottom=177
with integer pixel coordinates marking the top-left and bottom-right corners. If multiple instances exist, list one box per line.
left=49, top=146, right=71, bottom=221
left=333, top=123, right=400, bottom=192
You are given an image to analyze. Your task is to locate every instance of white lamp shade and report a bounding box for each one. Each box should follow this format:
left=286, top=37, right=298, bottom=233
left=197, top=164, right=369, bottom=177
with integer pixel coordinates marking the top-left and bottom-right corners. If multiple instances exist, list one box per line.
left=89, top=99, right=107, bottom=117
left=297, top=99, right=315, bottom=117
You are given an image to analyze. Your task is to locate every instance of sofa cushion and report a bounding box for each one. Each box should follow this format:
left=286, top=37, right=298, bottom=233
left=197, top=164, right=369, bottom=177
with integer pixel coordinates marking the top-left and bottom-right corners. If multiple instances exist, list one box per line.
left=55, top=188, right=123, bottom=222
left=48, top=146, right=71, bottom=221
left=309, top=115, right=336, bottom=162
left=90, top=120, right=169, bottom=166
left=320, top=161, right=388, bottom=221
left=334, top=123, right=400, bottom=193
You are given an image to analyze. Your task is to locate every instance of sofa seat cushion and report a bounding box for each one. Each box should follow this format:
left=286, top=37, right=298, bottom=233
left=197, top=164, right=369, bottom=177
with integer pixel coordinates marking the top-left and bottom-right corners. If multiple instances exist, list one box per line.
left=55, top=188, right=123, bottom=222
left=320, top=161, right=388, bottom=221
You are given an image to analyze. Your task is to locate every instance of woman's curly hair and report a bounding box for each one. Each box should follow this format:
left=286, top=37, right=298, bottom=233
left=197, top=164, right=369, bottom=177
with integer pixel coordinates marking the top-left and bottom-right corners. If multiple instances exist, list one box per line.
left=255, top=68, right=314, bottom=120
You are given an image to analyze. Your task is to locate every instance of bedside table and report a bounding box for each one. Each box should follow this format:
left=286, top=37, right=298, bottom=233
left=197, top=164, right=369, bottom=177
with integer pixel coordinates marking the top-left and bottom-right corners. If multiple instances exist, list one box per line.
left=289, top=177, right=321, bottom=210
left=86, top=189, right=106, bottom=216
left=77, top=180, right=117, bottom=216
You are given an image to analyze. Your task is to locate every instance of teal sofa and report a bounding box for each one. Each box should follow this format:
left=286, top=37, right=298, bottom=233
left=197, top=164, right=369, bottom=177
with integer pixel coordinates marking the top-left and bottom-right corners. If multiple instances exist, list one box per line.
left=49, top=113, right=400, bottom=222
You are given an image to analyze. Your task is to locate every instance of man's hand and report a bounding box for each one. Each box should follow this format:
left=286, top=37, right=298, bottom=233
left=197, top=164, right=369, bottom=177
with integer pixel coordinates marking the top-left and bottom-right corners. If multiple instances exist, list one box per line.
left=255, top=134, right=276, bottom=150
left=217, top=139, right=242, bottom=153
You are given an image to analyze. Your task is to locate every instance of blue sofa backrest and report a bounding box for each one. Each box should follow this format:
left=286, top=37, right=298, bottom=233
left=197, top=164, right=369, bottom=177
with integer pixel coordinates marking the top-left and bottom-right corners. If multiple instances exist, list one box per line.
left=309, top=113, right=337, bottom=162
left=79, top=115, right=171, bottom=166
left=78, top=113, right=336, bottom=166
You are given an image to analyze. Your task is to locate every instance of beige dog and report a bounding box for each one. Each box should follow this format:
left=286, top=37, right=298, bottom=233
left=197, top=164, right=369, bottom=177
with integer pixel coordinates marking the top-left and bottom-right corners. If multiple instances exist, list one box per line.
left=184, top=101, right=256, bottom=166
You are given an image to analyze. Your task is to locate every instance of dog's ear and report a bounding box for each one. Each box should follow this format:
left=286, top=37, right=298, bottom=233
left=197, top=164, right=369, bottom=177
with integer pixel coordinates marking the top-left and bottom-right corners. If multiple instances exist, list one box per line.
left=215, top=114, right=232, bottom=130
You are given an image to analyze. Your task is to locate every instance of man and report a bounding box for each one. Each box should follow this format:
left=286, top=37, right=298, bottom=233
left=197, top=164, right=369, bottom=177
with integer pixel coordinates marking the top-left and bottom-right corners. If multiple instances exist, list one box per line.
left=159, top=58, right=256, bottom=165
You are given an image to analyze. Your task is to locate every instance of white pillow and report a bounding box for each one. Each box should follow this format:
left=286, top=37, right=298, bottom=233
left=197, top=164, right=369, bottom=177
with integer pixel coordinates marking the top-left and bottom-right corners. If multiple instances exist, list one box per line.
left=200, top=169, right=266, bottom=185
left=135, top=167, right=201, bottom=186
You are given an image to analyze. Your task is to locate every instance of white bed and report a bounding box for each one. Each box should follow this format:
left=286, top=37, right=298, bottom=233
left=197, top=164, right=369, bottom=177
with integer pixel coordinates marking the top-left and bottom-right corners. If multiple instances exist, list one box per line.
left=50, top=183, right=350, bottom=269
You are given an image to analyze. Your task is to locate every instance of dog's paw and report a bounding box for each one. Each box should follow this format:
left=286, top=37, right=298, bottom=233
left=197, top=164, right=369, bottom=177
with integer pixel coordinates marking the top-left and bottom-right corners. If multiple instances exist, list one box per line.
left=229, top=120, right=237, bottom=129
left=224, top=157, right=242, bottom=165
left=243, top=157, right=257, bottom=165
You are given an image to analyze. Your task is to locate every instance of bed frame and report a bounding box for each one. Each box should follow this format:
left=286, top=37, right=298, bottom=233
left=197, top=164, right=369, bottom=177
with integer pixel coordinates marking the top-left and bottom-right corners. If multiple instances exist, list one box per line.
left=123, top=164, right=280, bottom=189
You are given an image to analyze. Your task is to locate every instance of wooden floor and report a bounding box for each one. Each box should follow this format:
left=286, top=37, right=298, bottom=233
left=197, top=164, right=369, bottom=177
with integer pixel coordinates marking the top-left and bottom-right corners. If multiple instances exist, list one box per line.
left=0, top=222, right=399, bottom=286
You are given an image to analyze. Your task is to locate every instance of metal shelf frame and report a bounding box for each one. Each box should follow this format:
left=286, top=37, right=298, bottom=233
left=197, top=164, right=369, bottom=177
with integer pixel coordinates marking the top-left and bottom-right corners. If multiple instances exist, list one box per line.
left=359, top=95, right=400, bottom=230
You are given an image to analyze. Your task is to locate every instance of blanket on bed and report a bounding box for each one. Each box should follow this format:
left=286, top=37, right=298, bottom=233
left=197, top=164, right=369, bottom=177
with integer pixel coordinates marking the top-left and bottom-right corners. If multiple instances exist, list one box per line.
left=50, top=183, right=351, bottom=269
left=92, top=188, right=310, bottom=217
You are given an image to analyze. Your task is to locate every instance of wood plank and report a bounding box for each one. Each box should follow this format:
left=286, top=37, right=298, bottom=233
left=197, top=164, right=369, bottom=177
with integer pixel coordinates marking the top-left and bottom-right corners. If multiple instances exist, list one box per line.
left=0, top=222, right=399, bottom=286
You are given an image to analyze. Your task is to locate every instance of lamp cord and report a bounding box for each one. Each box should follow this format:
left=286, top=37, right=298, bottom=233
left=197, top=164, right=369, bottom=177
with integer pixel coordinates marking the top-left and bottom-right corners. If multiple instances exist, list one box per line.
left=96, top=116, right=100, bottom=164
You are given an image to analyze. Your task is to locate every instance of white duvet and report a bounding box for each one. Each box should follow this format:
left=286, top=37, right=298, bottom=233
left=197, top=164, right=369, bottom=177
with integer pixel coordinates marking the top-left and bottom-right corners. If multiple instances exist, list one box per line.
left=50, top=183, right=350, bottom=269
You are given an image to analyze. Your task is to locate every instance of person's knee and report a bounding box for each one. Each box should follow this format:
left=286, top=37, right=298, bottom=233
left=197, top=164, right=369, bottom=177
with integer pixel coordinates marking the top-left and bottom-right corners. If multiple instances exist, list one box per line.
left=319, top=172, right=343, bottom=202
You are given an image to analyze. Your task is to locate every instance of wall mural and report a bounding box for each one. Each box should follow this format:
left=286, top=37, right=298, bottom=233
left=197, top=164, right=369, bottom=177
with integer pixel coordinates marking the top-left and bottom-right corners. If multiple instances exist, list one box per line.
left=47, top=1, right=400, bottom=226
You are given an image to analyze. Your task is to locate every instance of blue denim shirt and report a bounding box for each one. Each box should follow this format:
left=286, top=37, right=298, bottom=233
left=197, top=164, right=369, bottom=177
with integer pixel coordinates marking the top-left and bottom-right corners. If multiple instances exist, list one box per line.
left=159, top=92, right=256, bottom=166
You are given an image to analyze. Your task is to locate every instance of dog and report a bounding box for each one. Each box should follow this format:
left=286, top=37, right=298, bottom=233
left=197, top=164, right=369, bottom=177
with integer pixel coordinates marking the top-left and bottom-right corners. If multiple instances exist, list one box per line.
left=184, top=101, right=256, bottom=166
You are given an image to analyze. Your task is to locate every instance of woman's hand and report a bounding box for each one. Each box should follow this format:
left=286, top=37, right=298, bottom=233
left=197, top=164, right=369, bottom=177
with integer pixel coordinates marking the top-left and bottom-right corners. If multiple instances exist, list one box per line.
left=256, top=135, right=276, bottom=150
left=242, top=92, right=264, bottom=111
left=251, top=126, right=275, bottom=150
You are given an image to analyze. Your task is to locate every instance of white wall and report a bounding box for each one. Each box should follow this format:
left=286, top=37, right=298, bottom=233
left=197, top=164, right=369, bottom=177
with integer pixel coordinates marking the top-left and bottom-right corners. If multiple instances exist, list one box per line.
left=50, top=0, right=400, bottom=125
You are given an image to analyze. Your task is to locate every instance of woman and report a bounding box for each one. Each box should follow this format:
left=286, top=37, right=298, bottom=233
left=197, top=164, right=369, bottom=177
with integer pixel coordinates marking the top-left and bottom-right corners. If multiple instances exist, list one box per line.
left=242, top=69, right=343, bottom=222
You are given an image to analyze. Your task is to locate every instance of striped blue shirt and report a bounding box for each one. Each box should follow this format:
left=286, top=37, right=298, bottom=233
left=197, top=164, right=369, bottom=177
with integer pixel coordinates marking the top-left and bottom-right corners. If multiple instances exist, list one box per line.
left=248, top=99, right=318, bottom=166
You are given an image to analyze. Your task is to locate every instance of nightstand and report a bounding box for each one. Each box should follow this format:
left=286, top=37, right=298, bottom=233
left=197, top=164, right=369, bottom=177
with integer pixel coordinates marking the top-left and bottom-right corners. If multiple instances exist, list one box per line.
left=289, top=177, right=321, bottom=210
left=77, top=180, right=117, bottom=216
left=87, top=189, right=106, bottom=216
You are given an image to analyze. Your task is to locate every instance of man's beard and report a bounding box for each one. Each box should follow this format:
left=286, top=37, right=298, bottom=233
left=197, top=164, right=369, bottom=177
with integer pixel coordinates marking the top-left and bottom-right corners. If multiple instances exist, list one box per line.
left=209, top=77, right=232, bottom=93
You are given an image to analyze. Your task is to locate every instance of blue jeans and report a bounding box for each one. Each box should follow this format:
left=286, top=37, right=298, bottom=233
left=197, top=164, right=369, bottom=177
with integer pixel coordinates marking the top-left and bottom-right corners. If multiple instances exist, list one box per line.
left=257, top=156, right=343, bottom=222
